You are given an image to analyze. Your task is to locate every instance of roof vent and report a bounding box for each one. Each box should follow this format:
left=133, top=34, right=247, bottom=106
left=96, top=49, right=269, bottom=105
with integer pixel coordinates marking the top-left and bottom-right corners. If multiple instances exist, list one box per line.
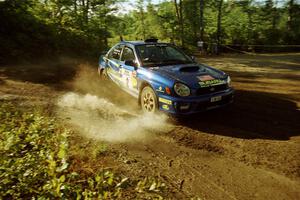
left=145, top=38, right=158, bottom=43
left=179, top=66, right=200, bottom=73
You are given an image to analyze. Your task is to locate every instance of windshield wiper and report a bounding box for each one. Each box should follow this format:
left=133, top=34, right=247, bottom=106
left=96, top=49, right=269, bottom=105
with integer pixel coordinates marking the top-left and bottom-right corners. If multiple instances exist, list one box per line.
left=143, top=59, right=192, bottom=67
left=161, top=59, right=192, bottom=65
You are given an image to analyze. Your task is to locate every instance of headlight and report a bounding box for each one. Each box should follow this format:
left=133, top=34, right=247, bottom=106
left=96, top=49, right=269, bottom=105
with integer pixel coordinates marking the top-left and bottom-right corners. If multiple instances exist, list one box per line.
left=227, top=76, right=231, bottom=87
left=174, top=83, right=190, bottom=97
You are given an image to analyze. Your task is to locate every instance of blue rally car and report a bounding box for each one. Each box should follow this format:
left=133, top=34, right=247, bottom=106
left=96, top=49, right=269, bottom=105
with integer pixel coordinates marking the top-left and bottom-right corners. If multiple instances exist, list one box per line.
left=98, top=39, right=234, bottom=115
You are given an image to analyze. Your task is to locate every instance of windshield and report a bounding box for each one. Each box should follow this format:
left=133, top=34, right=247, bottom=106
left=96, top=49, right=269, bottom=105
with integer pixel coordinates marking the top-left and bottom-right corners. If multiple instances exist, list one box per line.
left=136, top=44, right=194, bottom=67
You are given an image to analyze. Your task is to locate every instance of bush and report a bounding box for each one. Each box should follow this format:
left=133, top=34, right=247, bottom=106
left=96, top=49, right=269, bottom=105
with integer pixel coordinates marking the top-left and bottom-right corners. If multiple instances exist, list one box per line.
left=0, top=103, right=123, bottom=199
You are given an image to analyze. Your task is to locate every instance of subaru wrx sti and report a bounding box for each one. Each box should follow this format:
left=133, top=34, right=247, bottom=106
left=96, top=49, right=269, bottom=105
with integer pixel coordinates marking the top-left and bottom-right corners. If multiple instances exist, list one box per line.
left=98, top=39, right=234, bottom=115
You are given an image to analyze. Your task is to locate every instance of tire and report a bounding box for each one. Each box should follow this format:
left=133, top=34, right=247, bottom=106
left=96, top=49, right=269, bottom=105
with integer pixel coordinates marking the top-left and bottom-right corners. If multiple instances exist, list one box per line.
left=98, top=67, right=108, bottom=80
left=140, top=86, right=158, bottom=113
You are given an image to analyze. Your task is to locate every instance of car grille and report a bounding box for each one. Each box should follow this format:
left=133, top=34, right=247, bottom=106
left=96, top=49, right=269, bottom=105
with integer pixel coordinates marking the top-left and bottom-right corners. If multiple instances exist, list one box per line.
left=196, top=94, right=233, bottom=111
left=196, top=84, right=228, bottom=95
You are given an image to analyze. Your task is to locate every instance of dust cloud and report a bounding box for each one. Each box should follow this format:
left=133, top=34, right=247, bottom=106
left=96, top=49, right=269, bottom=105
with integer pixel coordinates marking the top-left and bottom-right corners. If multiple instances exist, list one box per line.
left=57, top=65, right=170, bottom=142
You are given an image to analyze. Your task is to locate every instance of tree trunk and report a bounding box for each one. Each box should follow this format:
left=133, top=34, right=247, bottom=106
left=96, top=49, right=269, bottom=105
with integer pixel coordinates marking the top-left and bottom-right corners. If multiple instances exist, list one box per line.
left=86, top=0, right=89, bottom=24
left=247, top=10, right=253, bottom=44
left=287, top=0, right=294, bottom=31
left=74, top=0, right=77, bottom=15
left=216, top=0, right=223, bottom=54
left=136, top=0, right=146, bottom=40
left=103, top=0, right=108, bottom=48
left=199, top=0, right=204, bottom=41
left=141, top=8, right=146, bottom=40
left=81, top=0, right=89, bottom=26
left=174, top=0, right=184, bottom=47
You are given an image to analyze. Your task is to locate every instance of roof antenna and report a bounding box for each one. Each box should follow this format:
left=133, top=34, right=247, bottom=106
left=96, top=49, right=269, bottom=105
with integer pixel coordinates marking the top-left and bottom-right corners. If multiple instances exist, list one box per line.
left=120, top=35, right=123, bottom=41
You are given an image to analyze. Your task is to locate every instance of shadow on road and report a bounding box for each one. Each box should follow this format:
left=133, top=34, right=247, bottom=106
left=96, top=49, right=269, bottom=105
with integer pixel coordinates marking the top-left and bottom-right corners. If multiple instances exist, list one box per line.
left=0, top=61, right=78, bottom=89
left=177, top=90, right=300, bottom=140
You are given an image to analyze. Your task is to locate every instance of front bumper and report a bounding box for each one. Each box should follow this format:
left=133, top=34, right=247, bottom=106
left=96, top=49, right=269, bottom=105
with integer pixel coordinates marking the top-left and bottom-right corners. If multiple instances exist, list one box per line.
left=157, top=88, right=234, bottom=115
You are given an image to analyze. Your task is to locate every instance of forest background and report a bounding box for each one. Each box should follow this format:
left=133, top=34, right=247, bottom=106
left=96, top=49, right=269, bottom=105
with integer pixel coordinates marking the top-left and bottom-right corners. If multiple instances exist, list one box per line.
left=0, top=0, right=299, bottom=63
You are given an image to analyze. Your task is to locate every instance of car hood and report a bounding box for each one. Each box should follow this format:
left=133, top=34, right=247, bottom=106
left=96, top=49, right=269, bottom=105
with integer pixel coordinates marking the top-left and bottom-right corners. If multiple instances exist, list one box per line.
left=150, top=63, right=227, bottom=88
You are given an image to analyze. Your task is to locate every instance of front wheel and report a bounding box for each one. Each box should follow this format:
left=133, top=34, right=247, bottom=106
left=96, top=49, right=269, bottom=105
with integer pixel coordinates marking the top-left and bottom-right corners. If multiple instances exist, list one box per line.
left=140, top=86, right=158, bottom=113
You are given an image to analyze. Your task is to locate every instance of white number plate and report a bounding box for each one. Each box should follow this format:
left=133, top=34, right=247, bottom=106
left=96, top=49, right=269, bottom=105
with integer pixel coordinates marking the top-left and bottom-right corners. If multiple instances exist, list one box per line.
left=211, top=96, right=222, bottom=102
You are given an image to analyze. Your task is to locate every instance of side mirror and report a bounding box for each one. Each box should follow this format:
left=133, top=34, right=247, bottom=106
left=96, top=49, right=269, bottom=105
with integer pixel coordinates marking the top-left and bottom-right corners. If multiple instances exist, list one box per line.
left=190, top=56, right=197, bottom=63
left=99, top=55, right=107, bottom=63
left=124, top=60, right=137, bottom=69
left=101, top=50, right=107, bottom=55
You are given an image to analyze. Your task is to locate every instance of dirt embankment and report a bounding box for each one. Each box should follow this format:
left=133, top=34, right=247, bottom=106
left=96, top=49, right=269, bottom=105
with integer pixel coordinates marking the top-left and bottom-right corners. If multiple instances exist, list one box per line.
left=0, top=54, right=299, bottom=199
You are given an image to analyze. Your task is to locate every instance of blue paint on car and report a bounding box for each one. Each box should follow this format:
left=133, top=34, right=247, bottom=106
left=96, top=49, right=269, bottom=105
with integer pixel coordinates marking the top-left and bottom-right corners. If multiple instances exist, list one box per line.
left=98, top=40, right=234, bottom=115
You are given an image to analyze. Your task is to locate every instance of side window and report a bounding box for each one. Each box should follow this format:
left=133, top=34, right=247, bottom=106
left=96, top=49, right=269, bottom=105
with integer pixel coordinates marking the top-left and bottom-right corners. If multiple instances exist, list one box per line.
left=108, top=45, right=123, bottom=60
left=121, top=46, right=135, bottom=61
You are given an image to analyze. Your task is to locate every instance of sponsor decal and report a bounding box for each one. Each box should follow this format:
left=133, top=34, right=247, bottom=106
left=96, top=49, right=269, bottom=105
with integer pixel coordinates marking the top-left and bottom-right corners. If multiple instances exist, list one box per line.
left=131, top=77, right=137, bottom=88
left=159, top=97, right=172, bottom=105
left=156, top=86, right=165, bottom=93
left=126, top=77, right=129, bottom=87
left=198, top=79, right=226, bottom=88
left=198, top=75, right=214, bottom=81
left=120, top=68, right=130, bottom=76
left=119, top=68, right=125, bottom=76
left=130, top=71, right=137, bottom=88
left=107, top=67, right=113, bottom=73
left=162, top=104, right=170, bottom=110
left=132, top=70, right=137, bottom=77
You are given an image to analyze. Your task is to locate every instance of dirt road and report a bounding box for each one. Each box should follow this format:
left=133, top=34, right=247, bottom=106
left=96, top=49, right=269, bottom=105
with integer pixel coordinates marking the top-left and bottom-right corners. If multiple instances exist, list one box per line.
left=1, top=54, right=300, bottom=199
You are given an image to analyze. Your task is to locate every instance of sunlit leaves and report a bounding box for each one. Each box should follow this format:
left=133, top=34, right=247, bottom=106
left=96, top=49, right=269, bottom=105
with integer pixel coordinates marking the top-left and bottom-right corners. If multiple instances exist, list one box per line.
left=0, top=103, right=121, bottom=199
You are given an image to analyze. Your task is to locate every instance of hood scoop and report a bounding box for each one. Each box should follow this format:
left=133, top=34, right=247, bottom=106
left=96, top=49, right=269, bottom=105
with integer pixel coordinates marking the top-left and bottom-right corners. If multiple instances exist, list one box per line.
left=179, top=66, right=200, bottom=73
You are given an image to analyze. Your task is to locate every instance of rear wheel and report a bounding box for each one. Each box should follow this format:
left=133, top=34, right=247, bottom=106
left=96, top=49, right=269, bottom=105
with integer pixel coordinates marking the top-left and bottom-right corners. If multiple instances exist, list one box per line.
left=140, top=86, right=158, bottom=113
left=98, top=67, right=108, bottom=80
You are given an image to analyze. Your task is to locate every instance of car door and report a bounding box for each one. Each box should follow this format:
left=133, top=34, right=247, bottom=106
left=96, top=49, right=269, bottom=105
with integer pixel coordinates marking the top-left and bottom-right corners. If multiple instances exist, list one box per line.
left=106, top=44, right=124, bottom=85
left=119, top=46, right=138, bottom=92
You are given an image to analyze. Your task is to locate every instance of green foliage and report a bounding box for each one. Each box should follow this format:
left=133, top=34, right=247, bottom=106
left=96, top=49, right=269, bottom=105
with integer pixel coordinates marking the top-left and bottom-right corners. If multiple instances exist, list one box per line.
left=223, top=5, right=249, bottom=44
left=136, top=177, right=166, bottom=194
left=0, top=103, right=121, bottom=199
left=0, top=103, right=167, bottom=199
left=0, top=0, right=118, bottom=63
left=1, top=0, right=300, bottom=62
left=114, top=0, right=300, bottom=51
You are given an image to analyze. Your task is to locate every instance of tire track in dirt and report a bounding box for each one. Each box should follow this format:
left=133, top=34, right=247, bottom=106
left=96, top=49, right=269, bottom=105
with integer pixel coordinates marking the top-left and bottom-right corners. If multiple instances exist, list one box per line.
left=152, top=146, right=238, bottom=200
left=167, top=126, right=300, bottom=181
left=111, top=131, right=300, bottom=200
